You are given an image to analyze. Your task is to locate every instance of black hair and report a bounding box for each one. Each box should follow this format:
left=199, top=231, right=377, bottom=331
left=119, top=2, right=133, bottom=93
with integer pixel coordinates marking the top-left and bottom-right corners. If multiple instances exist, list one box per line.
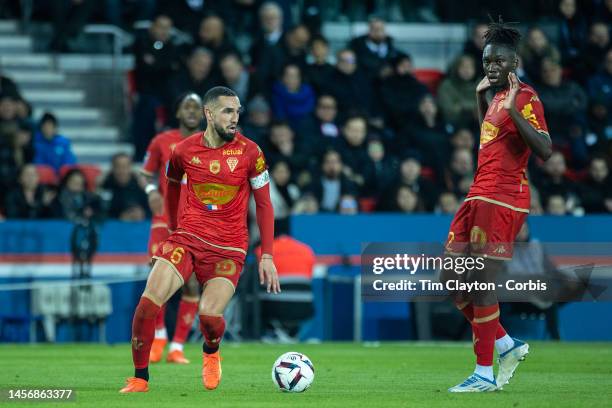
left=202, top=86, right=237, bottom=107
left=173, top=91, right=202, bottom=115
left=40, top=112, right=58, bottom=126
left=484, top=16, right=521, bottom=51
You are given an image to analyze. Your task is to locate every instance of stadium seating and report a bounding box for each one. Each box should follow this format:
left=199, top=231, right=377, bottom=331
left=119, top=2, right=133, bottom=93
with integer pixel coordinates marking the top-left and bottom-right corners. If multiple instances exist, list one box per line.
left=59, top=164, right=102, bottom=191
left=35, top=164, right=59, bottom=186
left=413, top=68, right=445, bottom=95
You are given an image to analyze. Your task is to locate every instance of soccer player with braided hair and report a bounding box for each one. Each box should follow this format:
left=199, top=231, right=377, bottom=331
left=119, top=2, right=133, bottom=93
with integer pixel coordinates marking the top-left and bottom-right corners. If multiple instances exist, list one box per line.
left=444, top=18, right=552, bottom=392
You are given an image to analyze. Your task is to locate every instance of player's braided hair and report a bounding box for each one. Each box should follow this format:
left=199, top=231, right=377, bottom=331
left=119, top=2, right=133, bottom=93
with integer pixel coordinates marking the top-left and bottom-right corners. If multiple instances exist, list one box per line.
left=484, top=16, right=521, bottom=50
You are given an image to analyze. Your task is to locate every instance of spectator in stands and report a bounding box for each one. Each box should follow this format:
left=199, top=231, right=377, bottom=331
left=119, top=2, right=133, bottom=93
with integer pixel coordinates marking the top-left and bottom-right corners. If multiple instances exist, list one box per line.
left=307, top=149, right=357, bottom=213
left=271, top=64, right=316, bottom=130
left=0, top=122, right=34, bottom=200
left=170, top=47, right=217, bottom=104
left=157, top=0, right=207, bottom=36
left=0, top=71, right=21, bottom=100
left=398, top=94, right=451, bottom=179
left=105, top=0, right=156, bottom=29
left=576, top=22, right=610, bottom=81
left=337, top=115, right=372, bottom=193
left=536, top=58, right=588, bottom=165
left=435, top=191, right=459, bottom=214
left=462, top=23, right=488, bottom=78
left=292, top=192, right=319, bottom=214
left=14, top=98, right=33, bottom=124
left=534, top=151, right=578, bottom=207
left=578, top=155, right=612, bottom=213
left=379, top=53, right=429, bottom=131
left=304, top=34, right=335, bottom=94
left=519, top=27, right=561, bottom=82
left=443, top=148, right=474, bottom=199
left=55, top=168, right=101, bottom=223
left=349, top=15, right=399, bottom=80
left=132, top=14, right=179, bottom=160
left=587, top=48, right=612, bottom=113
left=250, top=2, right=285, bottom=68
left=48, top=0, right=96, bottom=52
left=339, top=194, right=359, bottom=214
left=4, top=164, right=57, bottom=219
left=296, top=94, right=341, bottom=153
left=556, top=0, right=588, bottom=70
left=546, top=194, right=568, bottom=215
left=101, top=153, right=149, bottom=220
left=388, top=185, right=422, bottom=213
left=266, top=121, right=311, bottom=177
left=437, top=54, right=478, bottom=129
left=450, top=127, right=476, bottom=153
left=364, top=136, right=398, bottom=197
left=192, top=15, right=238, bottom=64
left=33, top=113, right=77, bottom=174
left=220, top=52, right=259, bottom=104
left=257, top=24, right=311, bottom=91
left=0, top=94, right=18, bottom=143
left=380, top=154, right=438, bottom=211
left=242, top=95, right=272, bottom=146
left=324, top=48, right=374, bottom=118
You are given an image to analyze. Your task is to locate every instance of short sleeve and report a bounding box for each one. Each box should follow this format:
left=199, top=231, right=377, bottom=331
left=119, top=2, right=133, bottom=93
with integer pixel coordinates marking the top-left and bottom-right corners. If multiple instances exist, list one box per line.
left=166, top=144, right=184, bottom=183
left=142, top=137, right=161, bottom=175
left=248, top=144, right=270, bottom=190
left=516, top=89, right=549, bottom=135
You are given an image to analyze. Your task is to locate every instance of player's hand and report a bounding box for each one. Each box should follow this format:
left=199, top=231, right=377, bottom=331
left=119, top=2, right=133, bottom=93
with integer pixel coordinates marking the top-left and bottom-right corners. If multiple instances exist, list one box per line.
left=476, top=76, right=491, bottom=94
left=503, top=72, right=519, bottom=112
left=148, top=190, right=163, bottom=216
left=259, top=257, right=281, bottom=294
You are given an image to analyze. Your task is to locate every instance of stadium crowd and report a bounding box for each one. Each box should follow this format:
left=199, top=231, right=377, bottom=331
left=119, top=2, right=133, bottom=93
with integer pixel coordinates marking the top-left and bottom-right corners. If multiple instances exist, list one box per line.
left=0, top=0, right=610, bottom=228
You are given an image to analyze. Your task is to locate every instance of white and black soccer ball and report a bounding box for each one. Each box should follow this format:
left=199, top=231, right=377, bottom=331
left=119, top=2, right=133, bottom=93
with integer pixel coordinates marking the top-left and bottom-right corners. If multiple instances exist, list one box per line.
left=271, top=351, right=315, bottom=392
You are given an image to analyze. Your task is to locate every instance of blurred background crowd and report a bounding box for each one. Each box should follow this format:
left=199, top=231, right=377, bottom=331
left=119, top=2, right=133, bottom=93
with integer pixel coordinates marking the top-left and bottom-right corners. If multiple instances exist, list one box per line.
left=0, top=0, right=610, bottom=234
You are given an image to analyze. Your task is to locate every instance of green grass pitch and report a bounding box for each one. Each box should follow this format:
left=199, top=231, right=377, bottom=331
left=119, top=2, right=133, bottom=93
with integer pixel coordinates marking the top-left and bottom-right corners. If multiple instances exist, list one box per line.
left=1, top=342, right=611, bottom=408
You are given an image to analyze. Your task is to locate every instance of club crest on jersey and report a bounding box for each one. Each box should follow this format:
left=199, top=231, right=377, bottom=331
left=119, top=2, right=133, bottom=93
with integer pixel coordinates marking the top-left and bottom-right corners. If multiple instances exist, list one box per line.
left=209, top=160, right=220, bottom=174
left=190, top=156, right=202, bottom=165
left=227, top=157, right=238, bottom=172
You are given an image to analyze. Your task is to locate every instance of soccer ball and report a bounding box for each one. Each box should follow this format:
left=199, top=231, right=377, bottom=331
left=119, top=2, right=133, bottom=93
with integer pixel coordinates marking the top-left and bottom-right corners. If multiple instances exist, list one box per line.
left=271, top=351, right=315, bottom=392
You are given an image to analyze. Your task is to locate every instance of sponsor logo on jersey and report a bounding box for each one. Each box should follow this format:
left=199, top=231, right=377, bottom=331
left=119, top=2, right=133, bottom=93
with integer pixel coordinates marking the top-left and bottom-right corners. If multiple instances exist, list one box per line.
left=480, top=121, right=499, bottom=145
left=227, top=157, right=238, bottom=172
left=193, top=183, right=239, bottom=205
left=520, top=103, right=541, bottom=129
left=223, top=149, right=243, bottom=155
left=190, top=156, right=202, bottom=165
left=209, top=160, right=220, bottom=174
left=469, top=226, right=487, bottom=251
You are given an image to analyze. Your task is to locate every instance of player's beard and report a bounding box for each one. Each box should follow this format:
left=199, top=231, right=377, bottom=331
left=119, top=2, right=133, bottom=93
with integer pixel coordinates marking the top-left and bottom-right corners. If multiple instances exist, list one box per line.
left=215, top=123, right=236, bottom=142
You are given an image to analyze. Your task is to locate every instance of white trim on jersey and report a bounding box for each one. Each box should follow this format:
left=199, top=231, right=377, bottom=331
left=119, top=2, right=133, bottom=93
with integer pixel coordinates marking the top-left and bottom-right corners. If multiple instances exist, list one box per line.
left=250, top=170, right=270, bottom=190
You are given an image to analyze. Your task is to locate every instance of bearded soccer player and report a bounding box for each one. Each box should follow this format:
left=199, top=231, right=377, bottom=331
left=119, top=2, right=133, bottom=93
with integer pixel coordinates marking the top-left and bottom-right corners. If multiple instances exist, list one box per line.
left=140, top=92, right=203, bottom=365
left=120, top=86, right=279, bottom=393
left=444, top=19, right=552, bottom=392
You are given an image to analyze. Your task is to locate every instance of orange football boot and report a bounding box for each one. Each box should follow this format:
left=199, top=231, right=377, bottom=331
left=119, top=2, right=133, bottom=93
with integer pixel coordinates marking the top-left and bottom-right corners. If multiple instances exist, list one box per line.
left=119, top=377, right=149, bottom=393
left=149, top=338, right=167, bottom=363
left=202, top=351, right=222, bottom=390
left=166, top=349, right=190, bottom=364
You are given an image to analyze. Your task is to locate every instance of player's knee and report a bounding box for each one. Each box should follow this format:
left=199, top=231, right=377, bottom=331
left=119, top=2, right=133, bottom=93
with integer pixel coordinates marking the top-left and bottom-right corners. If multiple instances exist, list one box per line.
left=199, top=314, right=225, bottom=341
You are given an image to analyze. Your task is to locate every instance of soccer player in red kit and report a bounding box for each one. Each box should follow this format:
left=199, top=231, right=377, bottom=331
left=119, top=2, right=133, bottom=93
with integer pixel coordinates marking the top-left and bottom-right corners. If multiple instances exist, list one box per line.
left=140, top=93, right=203, bottom=365
left=444, top=20, right=552, bottom=392
left=120, top=86, right=279, bottom=393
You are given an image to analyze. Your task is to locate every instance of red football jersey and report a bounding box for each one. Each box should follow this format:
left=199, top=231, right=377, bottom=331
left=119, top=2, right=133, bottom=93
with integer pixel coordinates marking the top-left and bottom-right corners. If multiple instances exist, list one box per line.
left=467, top=82, right=549, bottom=211
left=166, top=131, right=269, bottom=253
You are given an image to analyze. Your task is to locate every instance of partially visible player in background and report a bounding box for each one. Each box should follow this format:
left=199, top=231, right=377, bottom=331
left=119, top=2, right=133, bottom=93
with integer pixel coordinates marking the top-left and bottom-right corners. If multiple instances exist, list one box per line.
left=120, top=86, right=279, bottom=393
left=140, top=92, right=203, bottom=365
left=444, top=19, right=552, bottom=392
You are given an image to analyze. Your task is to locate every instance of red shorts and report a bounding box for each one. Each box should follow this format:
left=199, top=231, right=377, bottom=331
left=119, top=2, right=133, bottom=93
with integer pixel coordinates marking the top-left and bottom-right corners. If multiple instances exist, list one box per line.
left=148, top=215, right=171, bottom=257
left=152, top=231, right=245, bottom=289
left=445, top=198, right=528, bottom=260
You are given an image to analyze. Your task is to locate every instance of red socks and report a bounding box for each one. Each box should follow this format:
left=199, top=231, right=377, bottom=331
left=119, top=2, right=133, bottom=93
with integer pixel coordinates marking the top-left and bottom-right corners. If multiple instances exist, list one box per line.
left=172, top=300, right=199, bottom=343
left=132, top=297, right=161, bottom=369
left=155, top=303, right=167, bottom=331
left=472, top=304, right=500, bottom=366
left=199, top=314, right=226, bottom=352
left=455, top=301, right=507, bottom=340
